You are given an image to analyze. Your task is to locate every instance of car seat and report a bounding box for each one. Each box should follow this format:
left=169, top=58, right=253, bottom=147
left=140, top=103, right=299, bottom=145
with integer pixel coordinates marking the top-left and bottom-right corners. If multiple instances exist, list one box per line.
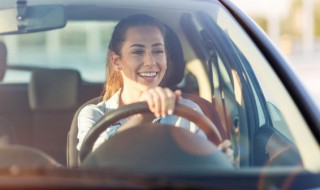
left=0, top=41, right=7, bottom=81
left=29, top=69, right=81, bottom=165
left=0, top=42, right=19, bottom=145
left=0, top=117, right=17, bottom=145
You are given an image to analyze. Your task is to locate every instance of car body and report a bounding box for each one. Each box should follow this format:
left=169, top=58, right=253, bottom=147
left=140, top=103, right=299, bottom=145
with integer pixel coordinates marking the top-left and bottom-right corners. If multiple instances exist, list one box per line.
left=0, top=0, right=320, bottom=189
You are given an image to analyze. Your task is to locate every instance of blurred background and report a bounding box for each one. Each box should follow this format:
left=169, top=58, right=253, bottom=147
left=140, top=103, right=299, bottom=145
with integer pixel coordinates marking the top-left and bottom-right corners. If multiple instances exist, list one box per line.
left=232, top=0, right=320, bottom=107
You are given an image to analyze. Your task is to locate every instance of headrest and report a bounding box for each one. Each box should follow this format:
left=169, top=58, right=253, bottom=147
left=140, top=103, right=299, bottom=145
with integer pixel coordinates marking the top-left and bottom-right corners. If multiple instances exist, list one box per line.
left=160, top=25, right=185, bottom=88
left=28, top=69, right=81, bottom=111
left=0, top=42, right=7, bottom=81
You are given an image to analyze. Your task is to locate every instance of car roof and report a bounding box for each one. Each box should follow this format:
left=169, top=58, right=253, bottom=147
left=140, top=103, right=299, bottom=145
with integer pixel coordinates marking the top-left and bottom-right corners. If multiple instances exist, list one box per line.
left=0, top=0, right=219, bottom=10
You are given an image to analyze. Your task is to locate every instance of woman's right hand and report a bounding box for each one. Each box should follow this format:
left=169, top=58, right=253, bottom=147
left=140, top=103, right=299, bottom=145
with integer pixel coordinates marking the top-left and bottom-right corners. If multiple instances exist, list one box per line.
left=138, top=87, right=181, bottom=118
left=117, top=87, right=181, bottom=133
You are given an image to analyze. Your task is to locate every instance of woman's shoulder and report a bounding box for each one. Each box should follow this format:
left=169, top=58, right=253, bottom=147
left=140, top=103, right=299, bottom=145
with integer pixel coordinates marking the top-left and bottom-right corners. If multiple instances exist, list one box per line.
left=77, top=90, right=118, bottom=121
left=78, top=100, right=114, bottom=120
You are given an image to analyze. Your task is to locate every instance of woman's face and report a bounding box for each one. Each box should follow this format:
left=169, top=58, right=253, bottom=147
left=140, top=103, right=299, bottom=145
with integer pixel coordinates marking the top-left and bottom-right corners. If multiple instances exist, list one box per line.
left=115, top=26, right=167, bottom=92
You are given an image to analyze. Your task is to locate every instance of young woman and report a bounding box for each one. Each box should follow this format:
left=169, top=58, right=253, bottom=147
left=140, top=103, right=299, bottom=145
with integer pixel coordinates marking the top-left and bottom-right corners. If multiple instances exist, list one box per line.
left=77, top=14, right=233, bottom=163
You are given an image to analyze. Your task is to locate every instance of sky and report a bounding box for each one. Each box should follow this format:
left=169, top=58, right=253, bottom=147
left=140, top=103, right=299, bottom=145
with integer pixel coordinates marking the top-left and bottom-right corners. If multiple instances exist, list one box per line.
left=231, top=0, right=291, bottom=18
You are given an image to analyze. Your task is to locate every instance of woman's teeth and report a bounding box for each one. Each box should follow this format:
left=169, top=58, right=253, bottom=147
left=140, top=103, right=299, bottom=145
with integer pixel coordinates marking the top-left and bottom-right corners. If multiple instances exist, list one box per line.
left=138, top=72, right=157, bottom=77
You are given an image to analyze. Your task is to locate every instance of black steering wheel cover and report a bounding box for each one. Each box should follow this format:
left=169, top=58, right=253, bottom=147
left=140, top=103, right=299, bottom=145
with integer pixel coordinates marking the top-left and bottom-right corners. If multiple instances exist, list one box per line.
left=79, top=102, right=222, bottom=163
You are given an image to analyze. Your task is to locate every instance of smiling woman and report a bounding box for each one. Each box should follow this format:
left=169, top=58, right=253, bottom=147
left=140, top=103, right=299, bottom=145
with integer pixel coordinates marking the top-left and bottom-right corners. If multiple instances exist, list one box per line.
left=76, top=14, right=232, bottom=158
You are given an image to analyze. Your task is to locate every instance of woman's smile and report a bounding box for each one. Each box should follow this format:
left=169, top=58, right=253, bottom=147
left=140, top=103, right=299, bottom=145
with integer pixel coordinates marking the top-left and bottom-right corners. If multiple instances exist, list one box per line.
left=137, top=71, right=158, bottom=81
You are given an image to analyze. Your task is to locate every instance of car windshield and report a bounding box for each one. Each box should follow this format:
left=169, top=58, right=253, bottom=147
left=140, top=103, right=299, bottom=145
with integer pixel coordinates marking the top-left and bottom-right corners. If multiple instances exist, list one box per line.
left=0, top=0, right=320, bottom=188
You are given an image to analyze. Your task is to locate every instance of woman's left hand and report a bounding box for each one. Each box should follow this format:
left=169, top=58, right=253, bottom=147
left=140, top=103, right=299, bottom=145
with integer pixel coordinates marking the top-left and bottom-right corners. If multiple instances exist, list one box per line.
left=218, top=139, right=235, bottom=164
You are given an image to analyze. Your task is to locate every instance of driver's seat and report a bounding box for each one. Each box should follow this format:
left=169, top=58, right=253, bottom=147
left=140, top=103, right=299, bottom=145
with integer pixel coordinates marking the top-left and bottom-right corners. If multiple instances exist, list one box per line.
left=67, top=23, right=225, bottom=167
left=67, top=97, right=100, bottom=167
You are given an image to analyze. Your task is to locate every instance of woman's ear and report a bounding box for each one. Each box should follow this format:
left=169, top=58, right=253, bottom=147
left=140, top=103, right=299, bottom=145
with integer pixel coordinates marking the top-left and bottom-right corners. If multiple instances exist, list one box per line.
left=110, top=52, right=121, bottom=71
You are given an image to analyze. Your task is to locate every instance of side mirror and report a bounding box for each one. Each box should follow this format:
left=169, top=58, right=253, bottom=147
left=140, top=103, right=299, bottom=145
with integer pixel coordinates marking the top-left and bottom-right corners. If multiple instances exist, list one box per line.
left=0, top=4, right=66, bottom=34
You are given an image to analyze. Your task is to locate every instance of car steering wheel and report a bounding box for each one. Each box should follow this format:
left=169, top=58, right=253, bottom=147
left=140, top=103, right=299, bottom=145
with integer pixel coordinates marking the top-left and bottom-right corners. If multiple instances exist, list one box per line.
left=79, top=102, right=223, bottom=164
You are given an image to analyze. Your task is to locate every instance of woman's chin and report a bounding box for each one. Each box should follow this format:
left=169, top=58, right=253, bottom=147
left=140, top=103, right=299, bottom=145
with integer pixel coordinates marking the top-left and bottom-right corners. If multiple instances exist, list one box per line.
left=138, top=80, right=161, bottom=90
left=139, top=84, right=160, bottom=91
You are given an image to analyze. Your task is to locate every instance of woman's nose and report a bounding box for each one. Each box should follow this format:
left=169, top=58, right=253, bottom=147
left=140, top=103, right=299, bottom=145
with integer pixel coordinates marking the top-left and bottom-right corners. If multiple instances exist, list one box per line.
left=143, top=52, right=156, bottom=66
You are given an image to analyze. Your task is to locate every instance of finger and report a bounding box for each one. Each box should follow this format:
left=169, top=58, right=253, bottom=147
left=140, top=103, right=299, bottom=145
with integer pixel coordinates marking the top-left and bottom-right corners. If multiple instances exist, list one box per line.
left=174, top=89, right=182, bottom=102
left=148, top=88, right=161, bottom=118
left=225, top=148, right=234, bottom=163
left=164, top=88, right=175, bottom=115
left=218, top=139, right=232, bottom=150
left=154, top=87, right=169, bottom=117
left=139, top=91, right=155, bottom=112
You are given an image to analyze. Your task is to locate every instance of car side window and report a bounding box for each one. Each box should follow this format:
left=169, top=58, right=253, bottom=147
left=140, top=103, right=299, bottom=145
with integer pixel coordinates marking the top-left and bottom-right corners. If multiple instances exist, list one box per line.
left=213, top=8, right=297, bottom=142
left=189, top=6, right=319, bottom=168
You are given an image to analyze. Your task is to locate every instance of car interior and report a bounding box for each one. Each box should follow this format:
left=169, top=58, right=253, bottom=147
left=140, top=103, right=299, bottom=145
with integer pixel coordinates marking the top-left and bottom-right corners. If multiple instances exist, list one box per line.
left=0, top=43, right=103, bottom=165
left=0, top=3, right=304, bottom=172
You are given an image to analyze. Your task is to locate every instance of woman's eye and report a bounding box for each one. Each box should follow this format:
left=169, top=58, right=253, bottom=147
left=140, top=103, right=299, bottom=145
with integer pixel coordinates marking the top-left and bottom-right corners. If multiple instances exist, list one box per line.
left=153, top=49, right=164, bottom=55
left=132, top=50, right=144, bottom=55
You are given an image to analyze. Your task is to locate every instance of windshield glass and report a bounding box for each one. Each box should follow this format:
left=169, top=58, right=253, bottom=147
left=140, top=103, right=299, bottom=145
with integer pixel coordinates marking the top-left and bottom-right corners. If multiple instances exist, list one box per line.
left=0, top=0, right=319, bottom=179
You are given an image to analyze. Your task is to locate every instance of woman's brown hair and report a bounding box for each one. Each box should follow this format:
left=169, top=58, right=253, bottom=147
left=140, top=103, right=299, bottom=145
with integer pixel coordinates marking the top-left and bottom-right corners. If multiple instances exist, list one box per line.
left=103, top=14, right=166, bottom=100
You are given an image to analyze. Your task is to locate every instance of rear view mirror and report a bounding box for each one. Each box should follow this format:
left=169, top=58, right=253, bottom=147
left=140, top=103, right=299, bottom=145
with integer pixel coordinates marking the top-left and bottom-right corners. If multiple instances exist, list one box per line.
left=0, top=3, right=66, bottom=34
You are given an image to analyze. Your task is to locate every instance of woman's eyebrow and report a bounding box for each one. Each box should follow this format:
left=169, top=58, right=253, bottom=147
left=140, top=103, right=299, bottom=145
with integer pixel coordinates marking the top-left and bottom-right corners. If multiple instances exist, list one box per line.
left=130, top=44, right=145, bottom=48
left=152, top=43, right=164, bottom=47
left=129, top=43, right=164, bottom=48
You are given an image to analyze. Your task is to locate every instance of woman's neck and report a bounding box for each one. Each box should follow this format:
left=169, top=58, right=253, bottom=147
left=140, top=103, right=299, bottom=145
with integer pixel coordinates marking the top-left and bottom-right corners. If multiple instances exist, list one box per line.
left=119, top=87, right=143, bottom=106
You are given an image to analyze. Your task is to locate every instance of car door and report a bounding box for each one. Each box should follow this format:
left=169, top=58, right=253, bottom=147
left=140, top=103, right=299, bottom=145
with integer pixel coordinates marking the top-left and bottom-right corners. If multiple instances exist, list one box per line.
left=181, top=8, right=302, bottom=168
